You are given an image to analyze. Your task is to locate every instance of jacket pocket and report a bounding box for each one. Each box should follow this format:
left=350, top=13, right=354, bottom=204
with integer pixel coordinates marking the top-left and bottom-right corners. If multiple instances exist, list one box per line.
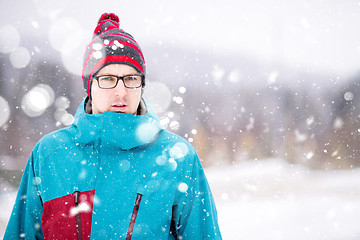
left=42, top=190, right=95, bottom=240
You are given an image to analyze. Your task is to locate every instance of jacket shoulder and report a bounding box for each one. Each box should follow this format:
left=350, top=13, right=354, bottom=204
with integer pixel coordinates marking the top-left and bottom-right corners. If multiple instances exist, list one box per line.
left=34, top=126, right=76, bottom=158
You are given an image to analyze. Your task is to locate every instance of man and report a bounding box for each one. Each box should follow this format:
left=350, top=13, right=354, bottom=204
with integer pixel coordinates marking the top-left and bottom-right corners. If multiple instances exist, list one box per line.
left=5, top=13, right=222, bottom=239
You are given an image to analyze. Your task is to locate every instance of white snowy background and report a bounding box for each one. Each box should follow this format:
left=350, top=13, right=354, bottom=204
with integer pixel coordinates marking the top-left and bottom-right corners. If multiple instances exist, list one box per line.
left=1, top=0, right=360, bottom=239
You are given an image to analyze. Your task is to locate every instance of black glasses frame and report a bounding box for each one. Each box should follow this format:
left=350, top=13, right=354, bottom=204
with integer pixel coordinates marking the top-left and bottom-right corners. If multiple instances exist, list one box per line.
left=93, top=74, right=143, bottom=89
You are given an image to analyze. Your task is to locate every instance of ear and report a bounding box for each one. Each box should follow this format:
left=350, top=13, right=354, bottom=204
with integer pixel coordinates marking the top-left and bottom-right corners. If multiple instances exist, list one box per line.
left=85, top=97, right=93, bottom=114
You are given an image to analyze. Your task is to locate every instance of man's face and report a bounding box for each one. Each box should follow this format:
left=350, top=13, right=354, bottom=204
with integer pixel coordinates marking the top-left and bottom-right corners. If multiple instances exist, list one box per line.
left=91, top=64, right=142, bottom=115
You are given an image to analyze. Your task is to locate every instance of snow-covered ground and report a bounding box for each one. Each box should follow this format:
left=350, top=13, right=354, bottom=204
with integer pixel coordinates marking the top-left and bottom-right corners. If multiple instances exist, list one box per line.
left=206, top=159, right=360, bottom=240
left=1, top=158, right=360, bottom=239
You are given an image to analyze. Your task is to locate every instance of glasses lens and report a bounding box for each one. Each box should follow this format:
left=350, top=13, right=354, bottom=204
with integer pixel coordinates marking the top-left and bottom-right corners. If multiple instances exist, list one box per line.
left=98, top=76, right=117, bottom=88
left=123, top=75, right=142, bottom=88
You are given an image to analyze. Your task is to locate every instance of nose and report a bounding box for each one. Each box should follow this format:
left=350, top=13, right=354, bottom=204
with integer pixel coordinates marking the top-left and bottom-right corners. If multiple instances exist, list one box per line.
left=113, top=80, right=127, bottom=97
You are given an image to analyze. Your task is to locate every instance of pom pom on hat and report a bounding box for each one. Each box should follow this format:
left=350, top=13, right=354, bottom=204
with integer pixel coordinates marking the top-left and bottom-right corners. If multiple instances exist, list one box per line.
left=93, top=12, right=120, bottom=36
left=98, top=13, right=119, bottom=24
left=82, top=13, right=146, bottom=98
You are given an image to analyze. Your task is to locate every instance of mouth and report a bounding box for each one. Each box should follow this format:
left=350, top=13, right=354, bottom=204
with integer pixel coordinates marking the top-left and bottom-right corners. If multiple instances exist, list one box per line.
left=110, top=104, right=127, bottom=112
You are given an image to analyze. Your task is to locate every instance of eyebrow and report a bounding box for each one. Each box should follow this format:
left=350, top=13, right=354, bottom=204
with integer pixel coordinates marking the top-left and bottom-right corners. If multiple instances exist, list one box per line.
left=95, top=73, right=139, bottom=76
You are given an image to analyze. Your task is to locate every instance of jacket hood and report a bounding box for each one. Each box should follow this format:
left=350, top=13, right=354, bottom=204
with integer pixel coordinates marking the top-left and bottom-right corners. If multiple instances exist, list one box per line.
left=72, top=97, right=163, bottom=150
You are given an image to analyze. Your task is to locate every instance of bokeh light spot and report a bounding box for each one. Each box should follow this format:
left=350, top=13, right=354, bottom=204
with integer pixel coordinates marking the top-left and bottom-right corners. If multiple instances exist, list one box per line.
left=146, top=180, right=160, bottom=193
left=61, top=33, right=87, bottom=76
left=33, top=177, right=42, bottom=185
left=0, top=25, right=20, bottom=53
left=344, top=92, right=354, bottom=101
left=21, top=84, right=55, bottom=117
left=55, top=96, right=70, bottom=110
left=119, top=160, right=131, bottom=171
left=48, top=17, right=83, bottom=53
left=228, top=69, right=242, bottom=83
left=156, top=156, right=167, bottom=166
left=169, top=121, right=180, bottom=131
left=136, top=122, right=159, bottom=143
left=173, top=96, right=183, bottom=104
left=179, top=86, right=186, bottom=94
left=143, top=81, right=172, bottom=113
left=92, top=43, right=102, bottom=50
left=0, top=96, right=11, bottom=128
left=177, top=182, right=188, bottom=193
left=167, top=158, right=177, bottom=171
left=52, top=18, right=87, bottom=76
left=10, top=47, right=31, bottom=68
left=170, top=142, right=189, bottom=159
left=60, top=113, right=74, bottom=126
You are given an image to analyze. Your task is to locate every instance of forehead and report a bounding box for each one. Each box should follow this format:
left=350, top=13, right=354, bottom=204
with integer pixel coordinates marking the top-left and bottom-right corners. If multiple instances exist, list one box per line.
left=96, top=64, right=138, bottom=75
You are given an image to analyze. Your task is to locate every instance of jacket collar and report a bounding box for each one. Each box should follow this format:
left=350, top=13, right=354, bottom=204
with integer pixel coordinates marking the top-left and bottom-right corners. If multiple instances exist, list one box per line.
left=72, top=97, right=162, bottom=150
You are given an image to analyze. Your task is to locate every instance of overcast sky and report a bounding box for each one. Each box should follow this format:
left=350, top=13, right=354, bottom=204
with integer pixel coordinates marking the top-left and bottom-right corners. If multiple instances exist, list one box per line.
left=1, top=0, right=360, bottom=79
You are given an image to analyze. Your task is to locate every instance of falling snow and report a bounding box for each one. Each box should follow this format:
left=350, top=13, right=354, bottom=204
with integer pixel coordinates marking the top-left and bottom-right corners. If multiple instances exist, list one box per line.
left=1, top=1, right=360, bottom=239
left=69, top=202, right=90, bottom=217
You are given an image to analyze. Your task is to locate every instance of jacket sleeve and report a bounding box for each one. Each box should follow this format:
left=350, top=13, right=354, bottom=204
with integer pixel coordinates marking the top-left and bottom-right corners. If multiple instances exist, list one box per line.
left=174, top=153, right=222, bottom=239
left=4, top=151, right=44, bottom=240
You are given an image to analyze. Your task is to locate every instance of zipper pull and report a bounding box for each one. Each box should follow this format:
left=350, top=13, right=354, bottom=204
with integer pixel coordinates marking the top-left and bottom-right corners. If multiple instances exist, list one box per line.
left=74, top=191, right=80, bottom=206
left=74, top=191, right=82, bottom=240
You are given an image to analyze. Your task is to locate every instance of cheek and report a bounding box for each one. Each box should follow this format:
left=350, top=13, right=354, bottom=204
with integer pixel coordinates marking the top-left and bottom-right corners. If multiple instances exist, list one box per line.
left=129, top=90, right=142, bottom=108
left=91, top=82, right=105, bottom=99
left=91, top=84, right=107, bottom=106
left=90, top=82, right=97, bottom=99
left=134, top=90, right=142, bottom=100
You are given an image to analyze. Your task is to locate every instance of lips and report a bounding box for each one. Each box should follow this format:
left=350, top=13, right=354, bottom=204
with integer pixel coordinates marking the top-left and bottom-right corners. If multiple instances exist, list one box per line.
left=111, top=104, right=127, bottom=112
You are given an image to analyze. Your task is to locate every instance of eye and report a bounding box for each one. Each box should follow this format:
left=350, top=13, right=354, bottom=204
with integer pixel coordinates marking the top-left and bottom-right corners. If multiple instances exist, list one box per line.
left=100, top=76, right=115, bottom=81
left=125, top=75, right=140, bottom=81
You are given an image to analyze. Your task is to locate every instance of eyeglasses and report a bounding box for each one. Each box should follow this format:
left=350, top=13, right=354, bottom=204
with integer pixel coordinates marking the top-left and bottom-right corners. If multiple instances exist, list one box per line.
left=93, top=74, right=143, bottom=89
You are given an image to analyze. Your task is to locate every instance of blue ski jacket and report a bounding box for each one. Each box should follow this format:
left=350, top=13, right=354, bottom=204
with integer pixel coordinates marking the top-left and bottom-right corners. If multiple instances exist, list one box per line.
left=4, top=98, right=222, bottom=240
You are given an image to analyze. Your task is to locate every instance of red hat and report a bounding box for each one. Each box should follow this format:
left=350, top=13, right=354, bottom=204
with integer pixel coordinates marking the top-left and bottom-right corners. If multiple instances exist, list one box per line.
left=82, top=13, right=146, bottom=97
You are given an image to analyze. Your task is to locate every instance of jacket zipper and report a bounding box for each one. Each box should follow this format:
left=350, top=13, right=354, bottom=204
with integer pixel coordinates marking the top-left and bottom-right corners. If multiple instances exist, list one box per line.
left=126, top=193, right=143, bottom=240
left=74, top=191, right=83, bottom=240
left=170, top=205, right=178, bottom=239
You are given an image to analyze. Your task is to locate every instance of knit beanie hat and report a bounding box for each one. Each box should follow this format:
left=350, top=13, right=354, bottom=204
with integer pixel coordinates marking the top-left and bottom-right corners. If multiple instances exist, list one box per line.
left=82, top=13, right=146, bottom=97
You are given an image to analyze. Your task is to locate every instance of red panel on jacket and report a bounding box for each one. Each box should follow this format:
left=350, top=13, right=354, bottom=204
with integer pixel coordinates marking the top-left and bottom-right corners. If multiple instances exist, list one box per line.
left=42, top=190, right=95, bottom=240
